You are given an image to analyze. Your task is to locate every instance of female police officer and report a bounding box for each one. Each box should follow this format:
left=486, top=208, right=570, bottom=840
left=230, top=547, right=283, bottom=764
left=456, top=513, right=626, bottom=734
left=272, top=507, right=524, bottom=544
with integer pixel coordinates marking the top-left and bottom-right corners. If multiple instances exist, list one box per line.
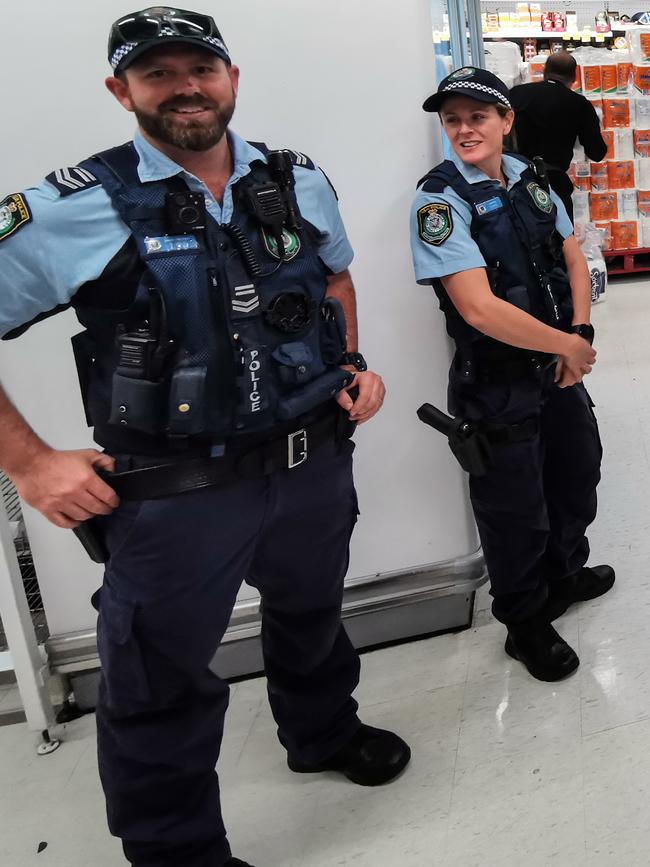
left=410, top=67, right=614, bottom=682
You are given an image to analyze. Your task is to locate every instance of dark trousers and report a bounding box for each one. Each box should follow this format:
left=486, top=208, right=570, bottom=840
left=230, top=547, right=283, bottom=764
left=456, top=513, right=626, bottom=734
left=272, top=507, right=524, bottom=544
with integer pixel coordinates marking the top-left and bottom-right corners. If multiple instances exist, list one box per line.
left=450, top=367, right=602, bottom=624
left=547, top=169, right=575, bottom=223
left=93, top=437, right=361, bottom=867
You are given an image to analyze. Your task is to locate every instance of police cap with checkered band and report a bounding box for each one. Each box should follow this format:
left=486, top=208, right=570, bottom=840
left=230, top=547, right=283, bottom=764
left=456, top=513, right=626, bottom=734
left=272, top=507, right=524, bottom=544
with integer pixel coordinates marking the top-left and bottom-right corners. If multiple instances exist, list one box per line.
left=108, top=7, right=231, bottom=75
left=422, top=66, right=511, bottom=113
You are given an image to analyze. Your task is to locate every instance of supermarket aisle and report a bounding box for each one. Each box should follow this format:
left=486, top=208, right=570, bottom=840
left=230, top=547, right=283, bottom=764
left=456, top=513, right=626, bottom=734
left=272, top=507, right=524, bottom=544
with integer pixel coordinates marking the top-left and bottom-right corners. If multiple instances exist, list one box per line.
left=1, top=277, right=650, bottom=867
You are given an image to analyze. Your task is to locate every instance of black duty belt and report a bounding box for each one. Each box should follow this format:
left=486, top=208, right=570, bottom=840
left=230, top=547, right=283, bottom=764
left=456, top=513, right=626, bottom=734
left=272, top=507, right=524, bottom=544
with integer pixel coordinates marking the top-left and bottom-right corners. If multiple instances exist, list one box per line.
left=475, top=353, right=557, bottom=385
left=99, top=410, right=353, bottom=501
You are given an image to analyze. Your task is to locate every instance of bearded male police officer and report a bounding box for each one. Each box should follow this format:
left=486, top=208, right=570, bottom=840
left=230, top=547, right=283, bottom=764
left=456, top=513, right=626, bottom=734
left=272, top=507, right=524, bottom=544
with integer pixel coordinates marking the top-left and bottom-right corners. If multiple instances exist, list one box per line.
left=0, top=8, right=410, bottom=866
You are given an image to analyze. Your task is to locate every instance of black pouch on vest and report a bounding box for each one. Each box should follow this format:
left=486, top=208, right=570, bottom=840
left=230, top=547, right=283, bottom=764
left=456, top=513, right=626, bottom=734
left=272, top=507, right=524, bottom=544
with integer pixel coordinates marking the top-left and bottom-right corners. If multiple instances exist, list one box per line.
left=71, top=331, right=95, bottom=427
left=277, top=368, right=354, bottom=420
left=109, top=375, right=167, bottom=435
left=167, top=366, right=208, bottom=435
left=272, top=342, right=325, bottom=387
left=320, top=297, right=348, bottom=365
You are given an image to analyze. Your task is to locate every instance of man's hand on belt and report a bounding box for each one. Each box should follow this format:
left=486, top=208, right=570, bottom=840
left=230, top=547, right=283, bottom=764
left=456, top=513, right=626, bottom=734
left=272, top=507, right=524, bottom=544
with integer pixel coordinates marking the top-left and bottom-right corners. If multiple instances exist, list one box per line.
left=336, top=369, right=386, bottom=424
left=12, top=448, right=119, bottom=529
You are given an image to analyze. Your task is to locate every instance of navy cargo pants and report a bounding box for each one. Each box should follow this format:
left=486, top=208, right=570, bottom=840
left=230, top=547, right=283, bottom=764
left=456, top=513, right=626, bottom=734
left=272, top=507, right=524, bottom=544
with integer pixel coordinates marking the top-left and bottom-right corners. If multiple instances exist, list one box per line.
left=93, top=436, right=361, bottom=867
left=449, top=365, right=603, bottom=624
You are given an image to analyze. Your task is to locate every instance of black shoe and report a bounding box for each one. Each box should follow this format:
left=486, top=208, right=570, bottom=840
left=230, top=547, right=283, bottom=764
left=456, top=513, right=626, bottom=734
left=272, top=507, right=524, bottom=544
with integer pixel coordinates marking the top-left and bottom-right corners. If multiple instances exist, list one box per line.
left=225, top=859, right=256, bottom=867
left=546, top=565, right=616, bottom=620
left=287, top=724, right=411, bottom=786
left=505, top=617, right=579, bottom=682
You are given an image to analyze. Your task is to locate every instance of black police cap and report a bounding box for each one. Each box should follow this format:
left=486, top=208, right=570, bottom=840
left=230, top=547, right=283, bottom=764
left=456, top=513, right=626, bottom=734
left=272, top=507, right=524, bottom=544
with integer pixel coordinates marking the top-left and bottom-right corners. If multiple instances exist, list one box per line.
left=423, top=66, right=511, bottom=113
left=108, top=6, right=231, bottom=75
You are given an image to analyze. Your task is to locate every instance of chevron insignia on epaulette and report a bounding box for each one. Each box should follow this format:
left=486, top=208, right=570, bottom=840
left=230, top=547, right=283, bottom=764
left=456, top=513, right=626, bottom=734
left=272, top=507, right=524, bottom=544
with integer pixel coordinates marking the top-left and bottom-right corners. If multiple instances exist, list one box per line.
left=287, top=150, right=315, bottom=170
left=45, top=166, right=101, bottom=197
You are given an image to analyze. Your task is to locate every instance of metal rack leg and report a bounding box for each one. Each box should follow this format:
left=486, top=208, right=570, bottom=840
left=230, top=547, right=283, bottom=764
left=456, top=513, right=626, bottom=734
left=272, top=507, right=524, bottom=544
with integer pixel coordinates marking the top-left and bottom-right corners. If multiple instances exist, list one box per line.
left=0, top=501, right=59, bottom=750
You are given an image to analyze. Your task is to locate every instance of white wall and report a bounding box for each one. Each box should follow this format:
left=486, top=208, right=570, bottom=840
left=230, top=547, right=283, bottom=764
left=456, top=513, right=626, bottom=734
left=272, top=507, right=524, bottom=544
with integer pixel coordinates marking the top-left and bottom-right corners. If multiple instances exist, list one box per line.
left=0, top=1, right=477, bottom=638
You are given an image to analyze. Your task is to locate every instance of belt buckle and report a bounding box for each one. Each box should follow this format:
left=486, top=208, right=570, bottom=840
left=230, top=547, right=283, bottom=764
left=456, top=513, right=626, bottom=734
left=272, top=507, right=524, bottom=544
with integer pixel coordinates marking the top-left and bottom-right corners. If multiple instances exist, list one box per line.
left=287, top=428, right=308, bottom=469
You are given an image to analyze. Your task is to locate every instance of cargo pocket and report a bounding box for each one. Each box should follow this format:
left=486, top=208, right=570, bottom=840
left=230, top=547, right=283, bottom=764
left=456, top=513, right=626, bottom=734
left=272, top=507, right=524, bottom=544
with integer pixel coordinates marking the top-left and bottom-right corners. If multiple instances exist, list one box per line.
left=97, top=586, right=151, bottom=713
left=585, top=391, right=604, bottom=462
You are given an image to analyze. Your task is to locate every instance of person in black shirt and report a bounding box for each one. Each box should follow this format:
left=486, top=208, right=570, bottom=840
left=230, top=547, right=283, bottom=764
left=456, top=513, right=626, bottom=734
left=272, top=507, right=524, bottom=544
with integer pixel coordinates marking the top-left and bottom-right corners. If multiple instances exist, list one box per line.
left=510, top=51, right=608, bottom=221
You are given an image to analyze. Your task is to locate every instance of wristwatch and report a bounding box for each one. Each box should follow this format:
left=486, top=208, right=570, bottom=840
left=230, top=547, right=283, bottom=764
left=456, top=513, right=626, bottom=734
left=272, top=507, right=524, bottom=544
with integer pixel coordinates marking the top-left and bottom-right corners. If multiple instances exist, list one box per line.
left=571, top=324, right=595, bottom=345
left=341, top=352, right=368, bottom=372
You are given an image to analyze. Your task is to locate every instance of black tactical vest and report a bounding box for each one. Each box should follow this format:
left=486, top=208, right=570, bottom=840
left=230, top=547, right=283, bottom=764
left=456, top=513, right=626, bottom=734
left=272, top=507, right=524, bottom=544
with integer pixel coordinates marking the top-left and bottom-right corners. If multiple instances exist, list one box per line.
left=71, top=142, right=352, bottom=453
left=419, top=155, right=574, bottom=360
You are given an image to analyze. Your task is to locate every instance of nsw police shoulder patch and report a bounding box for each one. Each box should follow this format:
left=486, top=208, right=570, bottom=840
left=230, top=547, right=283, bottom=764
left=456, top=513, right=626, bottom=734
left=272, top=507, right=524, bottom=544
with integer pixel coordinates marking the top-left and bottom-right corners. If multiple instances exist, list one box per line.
left=0, top=194, right=32, bottom=242
left=527, top=182, right=554, bottom=214
left=417, top=202, right=453, bottom=246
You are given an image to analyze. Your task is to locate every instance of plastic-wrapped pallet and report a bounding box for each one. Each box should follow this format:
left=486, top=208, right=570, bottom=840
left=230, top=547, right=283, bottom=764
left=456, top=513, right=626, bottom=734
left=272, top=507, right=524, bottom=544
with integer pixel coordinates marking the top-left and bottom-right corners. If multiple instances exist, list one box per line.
left=484, top=41, right=527, bottom=89
left=578, top=224, right=608, bottom=303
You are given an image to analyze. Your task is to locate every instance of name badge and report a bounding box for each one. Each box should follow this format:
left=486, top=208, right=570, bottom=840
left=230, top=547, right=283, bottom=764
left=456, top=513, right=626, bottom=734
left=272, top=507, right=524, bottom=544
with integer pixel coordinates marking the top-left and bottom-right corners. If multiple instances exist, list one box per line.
left=144, top=235, right=200, bottom=254
left=475, top=197, right=503, bottom=216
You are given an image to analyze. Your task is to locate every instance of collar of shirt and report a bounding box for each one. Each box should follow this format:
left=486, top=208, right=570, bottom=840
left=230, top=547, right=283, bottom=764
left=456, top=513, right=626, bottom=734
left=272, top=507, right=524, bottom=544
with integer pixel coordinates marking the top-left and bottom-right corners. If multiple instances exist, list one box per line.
left=449, top=148, right=527, bottom=191
left=132, top=129, right=267, bottom=223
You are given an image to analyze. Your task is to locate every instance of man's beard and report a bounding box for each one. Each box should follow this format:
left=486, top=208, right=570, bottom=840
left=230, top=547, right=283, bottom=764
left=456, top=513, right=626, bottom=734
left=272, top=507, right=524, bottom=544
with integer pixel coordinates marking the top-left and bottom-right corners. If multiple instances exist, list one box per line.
left=134, top=91, right=236, bottom=152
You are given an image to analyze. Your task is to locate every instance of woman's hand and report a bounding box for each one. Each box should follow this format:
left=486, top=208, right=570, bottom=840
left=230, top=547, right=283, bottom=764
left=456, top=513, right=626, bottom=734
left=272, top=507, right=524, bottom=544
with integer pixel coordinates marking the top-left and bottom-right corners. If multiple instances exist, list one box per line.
left=555, top=334, right=597, bottom=388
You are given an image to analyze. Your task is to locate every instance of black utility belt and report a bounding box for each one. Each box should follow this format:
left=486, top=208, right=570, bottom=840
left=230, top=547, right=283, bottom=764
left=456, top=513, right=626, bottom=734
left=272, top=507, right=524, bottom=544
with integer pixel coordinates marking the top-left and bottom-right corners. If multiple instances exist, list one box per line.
left=99, top=411, right=353, bottom=501
left=464, top=353, right=557, bottom=385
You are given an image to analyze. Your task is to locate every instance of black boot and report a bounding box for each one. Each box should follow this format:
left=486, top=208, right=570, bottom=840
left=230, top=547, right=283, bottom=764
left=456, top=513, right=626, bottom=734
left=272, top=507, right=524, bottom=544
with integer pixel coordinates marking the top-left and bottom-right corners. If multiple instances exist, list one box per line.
left=505, top=617, right=579, bottom=682
left=225, top=859, right=256, bottom=867
left=546, top=565, right=616, bottom=620
left=287, top=724, right=411, bottom=786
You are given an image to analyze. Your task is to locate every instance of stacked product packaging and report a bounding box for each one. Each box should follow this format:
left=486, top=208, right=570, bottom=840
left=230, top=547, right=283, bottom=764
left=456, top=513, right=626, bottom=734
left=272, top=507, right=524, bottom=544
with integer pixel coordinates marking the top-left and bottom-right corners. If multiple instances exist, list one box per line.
left=569, top=30, right=650, bottom=252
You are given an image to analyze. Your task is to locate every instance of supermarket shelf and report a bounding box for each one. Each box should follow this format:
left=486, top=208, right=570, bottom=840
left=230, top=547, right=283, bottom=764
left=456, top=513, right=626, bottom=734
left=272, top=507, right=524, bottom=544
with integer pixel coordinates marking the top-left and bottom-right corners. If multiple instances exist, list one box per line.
left=482, top=28, right=623, bottom=39
left=604, top=247, right=650, bottom=275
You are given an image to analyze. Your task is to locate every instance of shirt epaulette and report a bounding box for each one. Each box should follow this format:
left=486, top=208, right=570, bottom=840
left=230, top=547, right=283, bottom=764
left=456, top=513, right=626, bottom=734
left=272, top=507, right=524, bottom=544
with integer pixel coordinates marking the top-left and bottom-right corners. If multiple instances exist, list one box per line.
left=247, top=142, right=316, bottom=171
left=44, top=166, right=101, bottom=197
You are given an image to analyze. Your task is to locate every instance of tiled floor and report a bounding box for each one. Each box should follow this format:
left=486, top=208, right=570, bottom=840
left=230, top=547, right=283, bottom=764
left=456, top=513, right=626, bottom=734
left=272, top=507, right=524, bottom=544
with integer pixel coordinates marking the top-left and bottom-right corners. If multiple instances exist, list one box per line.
left=2, top=277, right=650, bottom=866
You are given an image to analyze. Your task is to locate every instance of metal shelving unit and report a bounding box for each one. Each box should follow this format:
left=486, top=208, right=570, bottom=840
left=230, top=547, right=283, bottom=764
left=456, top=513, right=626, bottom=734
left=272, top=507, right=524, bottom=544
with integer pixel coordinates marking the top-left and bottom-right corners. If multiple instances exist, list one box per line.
left=0, top=474, right=49, bottom=652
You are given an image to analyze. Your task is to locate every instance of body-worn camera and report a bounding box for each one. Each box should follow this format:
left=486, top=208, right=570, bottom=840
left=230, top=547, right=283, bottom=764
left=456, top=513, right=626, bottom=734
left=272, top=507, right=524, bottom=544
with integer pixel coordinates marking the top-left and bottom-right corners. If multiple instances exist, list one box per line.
left=165, top=191, right=207, bottom=235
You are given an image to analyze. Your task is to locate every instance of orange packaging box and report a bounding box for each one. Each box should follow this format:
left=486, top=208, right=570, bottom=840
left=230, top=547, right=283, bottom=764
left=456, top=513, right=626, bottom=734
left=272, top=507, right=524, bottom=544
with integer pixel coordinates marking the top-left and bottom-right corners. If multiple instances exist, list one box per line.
left=583, top=65, right=602, bottom=94
left=641, top=33, right=650, bottom=62
left=574, top=175, right=592, bottom=191
left=603, top=97, right=631, bottom=128
left=590, top=162, right=610, bottom=190
left=637, top=189, right=650, bottom=216
left=611, top=220, right=639, bottom=249
left=634, top=65, right=650, bottom=94
left=590, top=191, right=619, bottom=220
left=530, top=61, right=545, bottom=82
left=572, top=64, right=583, bottom=91
left=601, top=63, right=618, bottom=93
left=618, top=62, right=632, bottom=91
left=607, top=160, right=635, bottom=189
left=602, top=129, right=615, bottom=159
left=595, top=222, right=612, bottom=250
left=634, top=130, right=650, bottom=157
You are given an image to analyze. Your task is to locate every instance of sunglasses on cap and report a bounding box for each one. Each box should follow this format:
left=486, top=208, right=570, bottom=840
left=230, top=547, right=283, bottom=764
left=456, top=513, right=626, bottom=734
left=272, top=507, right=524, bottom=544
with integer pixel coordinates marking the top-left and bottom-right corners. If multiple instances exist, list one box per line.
left=113, top=9, right=222, bottom=44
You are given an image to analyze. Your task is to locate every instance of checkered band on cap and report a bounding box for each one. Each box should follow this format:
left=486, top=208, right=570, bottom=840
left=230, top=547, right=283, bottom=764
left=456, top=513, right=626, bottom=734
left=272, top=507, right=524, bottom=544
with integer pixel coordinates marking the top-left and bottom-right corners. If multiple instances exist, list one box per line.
left=204, top=36, right=227, bottom=52
left=441, top=80, right=511, bottom=108
left=110, top=42, right=138, bottom=69
left=109, top=33, right=229, bottom=70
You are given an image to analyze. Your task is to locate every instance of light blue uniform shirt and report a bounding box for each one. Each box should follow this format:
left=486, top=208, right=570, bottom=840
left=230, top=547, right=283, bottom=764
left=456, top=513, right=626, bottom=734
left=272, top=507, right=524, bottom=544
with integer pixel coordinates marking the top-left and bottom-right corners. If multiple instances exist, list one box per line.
left=410, top=149, right=573, bottom=285
left=0, top=130, right=353, bottom=338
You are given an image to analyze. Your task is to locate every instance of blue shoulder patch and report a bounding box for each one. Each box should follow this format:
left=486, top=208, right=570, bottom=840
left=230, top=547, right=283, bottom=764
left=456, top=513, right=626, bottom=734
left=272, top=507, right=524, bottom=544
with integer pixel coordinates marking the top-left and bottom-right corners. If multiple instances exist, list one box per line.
left=45, top=166, right=101, bottom=197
